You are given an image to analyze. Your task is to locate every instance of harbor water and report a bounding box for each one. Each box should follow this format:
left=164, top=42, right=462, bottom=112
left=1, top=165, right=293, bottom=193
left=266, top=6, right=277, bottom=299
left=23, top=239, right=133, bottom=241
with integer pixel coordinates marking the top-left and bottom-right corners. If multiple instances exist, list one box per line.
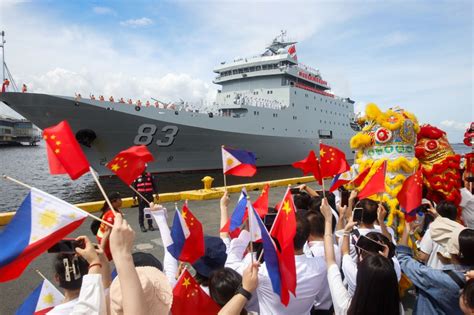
left=0, top=142, right=304, bottom=212
left=0, top=142, right=470, bottom=213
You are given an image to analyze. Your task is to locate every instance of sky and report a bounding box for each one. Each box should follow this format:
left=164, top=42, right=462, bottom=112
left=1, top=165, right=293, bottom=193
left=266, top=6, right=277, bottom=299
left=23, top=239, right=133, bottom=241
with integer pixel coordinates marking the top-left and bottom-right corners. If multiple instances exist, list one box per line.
left=0, top=0, right=472, bottom=141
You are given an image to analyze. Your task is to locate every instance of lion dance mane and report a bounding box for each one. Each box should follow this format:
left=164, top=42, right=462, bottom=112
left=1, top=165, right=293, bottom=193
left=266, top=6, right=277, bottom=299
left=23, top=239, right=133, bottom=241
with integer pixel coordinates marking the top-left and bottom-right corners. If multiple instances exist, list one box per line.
left=349, top=103, right=420, bottom=235
left=415, top=124, right=462, bottom=213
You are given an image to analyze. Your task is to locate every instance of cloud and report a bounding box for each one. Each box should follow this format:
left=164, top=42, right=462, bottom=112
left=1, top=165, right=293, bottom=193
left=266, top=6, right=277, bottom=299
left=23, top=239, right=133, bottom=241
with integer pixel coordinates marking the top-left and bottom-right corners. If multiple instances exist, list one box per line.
left=92, top=6, right=116, bottom=16
left=440, top=120, right=470, bottom=131
left=120, top=17, right=153, bottom=27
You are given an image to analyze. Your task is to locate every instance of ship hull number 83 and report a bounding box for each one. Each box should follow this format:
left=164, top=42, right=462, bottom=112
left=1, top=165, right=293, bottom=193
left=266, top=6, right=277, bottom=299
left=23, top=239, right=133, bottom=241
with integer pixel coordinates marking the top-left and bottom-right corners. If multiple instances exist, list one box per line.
left=133, top=124, right=179, bottom=147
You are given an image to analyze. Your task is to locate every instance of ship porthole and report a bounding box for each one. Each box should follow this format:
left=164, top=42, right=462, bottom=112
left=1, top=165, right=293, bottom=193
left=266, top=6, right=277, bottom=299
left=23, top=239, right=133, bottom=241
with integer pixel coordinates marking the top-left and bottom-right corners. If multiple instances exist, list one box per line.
left=135, top=106, right=141, bottom=111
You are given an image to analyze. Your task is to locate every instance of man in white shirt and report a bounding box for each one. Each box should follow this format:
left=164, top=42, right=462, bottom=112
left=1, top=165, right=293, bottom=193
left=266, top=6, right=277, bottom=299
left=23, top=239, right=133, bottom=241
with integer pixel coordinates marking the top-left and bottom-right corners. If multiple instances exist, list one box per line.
left=305, top=210, right=339, bottom=314
left=335, top=199, right=395, bottom=262
left=226, top=213, right=327, bottom=315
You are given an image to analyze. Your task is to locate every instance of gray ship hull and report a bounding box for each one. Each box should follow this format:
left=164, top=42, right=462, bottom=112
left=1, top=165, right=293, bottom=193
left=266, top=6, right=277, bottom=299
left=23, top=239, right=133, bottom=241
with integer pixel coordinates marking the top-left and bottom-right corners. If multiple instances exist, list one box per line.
left=0, top=92, right=354, bottom=176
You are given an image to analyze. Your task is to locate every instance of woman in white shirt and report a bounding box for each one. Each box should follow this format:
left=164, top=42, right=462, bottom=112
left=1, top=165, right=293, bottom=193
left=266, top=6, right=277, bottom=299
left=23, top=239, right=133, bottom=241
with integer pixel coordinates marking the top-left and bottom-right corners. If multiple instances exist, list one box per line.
left=320, top=198, right=401, bottom=315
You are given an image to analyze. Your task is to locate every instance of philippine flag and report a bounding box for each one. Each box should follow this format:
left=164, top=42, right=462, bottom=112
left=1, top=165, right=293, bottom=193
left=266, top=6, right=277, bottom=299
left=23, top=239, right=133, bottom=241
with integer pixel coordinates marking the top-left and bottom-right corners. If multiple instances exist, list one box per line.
left=247, top=201, right=262, bottom=242
left=16, top=279, right=64, bottom=315
left=229, top=188, right=248, bottom=232
left=167, top=204, right=205, bottom=264
left=0, top=188, right=88, bottom=282
left=329, top=170, right=354, bottom=192
left=222, top=146, right=257, bottom=177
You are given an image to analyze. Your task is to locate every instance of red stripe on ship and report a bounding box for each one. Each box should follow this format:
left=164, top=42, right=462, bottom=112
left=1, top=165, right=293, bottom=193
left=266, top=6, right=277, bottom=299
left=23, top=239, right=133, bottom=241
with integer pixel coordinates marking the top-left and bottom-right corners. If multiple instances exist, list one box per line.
left=0, top=218, right=86, bottom=282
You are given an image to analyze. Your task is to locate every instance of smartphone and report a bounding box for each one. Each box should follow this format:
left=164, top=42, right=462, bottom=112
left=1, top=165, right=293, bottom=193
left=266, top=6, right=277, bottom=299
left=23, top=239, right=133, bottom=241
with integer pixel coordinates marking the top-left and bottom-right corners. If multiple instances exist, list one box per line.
left=419, top=198, right=432, bottom=213
left=289, top=188, right=301, bottom=194
left=48, top=239, right=84, bottom=254
left=340, top=190, right=350, bottom=207
left=263, top=213, right=277, bottom=230
left=352, top=207, right=363, bottom=222
left=355, top=235, right=385, bottom=254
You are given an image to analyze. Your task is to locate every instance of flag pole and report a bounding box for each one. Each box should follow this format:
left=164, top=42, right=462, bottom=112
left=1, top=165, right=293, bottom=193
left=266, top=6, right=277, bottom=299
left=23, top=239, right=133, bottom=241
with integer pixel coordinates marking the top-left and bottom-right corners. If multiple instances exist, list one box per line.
left=35, top=269, right=48, bottom=281
left=89, top=167, right=117, bottom=216
left=321, top=178, right=326, bottom=198
left=2, top=175, right=113, bottom=228
left=257, top=249, right=264, bottom=263
left=318, top=139, right=326, bottom=198
left=221, top=145, right=227, bottom=190
left=246, top=196, right=254, bottom=263
left=128, top=185, right=152, bottom=207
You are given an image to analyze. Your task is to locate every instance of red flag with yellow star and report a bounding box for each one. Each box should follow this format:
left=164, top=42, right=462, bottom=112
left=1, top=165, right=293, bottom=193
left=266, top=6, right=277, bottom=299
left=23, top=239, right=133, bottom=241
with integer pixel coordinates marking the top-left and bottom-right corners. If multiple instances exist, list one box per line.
left=358, top=160, right=387, bottom=199
left=319, top=143, right=350, bottom=179
left=171, top=269, right=221, bottom=315
left=270, top=187, right=297, bottom=305
left=106, top=145, right=154, bottom=185
left=397, top=169, right=423, bottom=215
left=43, top=121, right=90, bottom=180
left=292, top=150, right=322, bottom=185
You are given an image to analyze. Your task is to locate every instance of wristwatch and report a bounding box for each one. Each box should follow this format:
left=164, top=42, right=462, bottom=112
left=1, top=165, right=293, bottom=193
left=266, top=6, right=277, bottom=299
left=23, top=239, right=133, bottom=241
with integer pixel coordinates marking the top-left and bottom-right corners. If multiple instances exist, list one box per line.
left=236, top=285, right=252, bottom=301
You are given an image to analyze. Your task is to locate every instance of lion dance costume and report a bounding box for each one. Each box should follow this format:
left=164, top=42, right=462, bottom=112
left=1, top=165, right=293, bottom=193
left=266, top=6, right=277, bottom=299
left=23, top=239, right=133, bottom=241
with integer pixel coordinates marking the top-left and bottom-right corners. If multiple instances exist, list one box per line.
left=415, top=125, right=462, bottom=212
left=349, top=103, right=420, bottom=235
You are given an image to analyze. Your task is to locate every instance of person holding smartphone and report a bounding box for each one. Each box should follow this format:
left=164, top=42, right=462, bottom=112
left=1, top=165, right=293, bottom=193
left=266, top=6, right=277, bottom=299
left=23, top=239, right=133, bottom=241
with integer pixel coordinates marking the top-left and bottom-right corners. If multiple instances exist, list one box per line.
left=321, top=197, right=401, bottom=315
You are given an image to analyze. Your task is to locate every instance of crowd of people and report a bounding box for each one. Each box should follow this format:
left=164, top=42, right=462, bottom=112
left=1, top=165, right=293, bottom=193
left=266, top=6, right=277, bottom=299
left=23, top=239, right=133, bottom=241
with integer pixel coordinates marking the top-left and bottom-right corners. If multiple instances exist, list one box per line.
left=39, top=173, right=474, bottom=315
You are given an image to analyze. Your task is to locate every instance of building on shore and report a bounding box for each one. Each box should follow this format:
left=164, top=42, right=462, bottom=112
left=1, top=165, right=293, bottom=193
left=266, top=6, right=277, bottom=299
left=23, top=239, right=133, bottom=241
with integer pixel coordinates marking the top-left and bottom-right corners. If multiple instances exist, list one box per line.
left=0, top=116, right=41, bottom=146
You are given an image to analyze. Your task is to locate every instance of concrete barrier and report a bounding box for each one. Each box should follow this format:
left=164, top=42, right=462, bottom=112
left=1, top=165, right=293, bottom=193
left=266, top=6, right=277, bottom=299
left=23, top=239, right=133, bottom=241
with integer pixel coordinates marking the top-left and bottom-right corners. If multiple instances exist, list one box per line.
left=0, top=175, right=315, bottom=226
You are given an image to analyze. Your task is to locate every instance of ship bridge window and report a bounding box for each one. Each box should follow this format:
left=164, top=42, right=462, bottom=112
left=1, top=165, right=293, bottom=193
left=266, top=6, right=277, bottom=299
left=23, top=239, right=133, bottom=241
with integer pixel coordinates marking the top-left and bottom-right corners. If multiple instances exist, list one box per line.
left=305, top=94, right=308, bottom=97
left=256, top=66, right=261, bottom=70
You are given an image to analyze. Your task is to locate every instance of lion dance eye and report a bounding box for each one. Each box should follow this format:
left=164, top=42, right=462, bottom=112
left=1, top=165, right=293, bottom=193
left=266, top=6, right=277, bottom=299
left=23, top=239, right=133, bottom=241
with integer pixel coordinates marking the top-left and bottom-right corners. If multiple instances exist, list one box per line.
left=425, top=139, right=439, bottom=152
left=375, top=128, right=392, bottom=143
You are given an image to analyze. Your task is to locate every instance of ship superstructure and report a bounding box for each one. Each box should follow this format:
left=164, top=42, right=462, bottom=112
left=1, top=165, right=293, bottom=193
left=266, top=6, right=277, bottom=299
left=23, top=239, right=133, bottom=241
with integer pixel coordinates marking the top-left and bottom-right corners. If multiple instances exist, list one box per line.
left=0, top=32, right=356, bottom=175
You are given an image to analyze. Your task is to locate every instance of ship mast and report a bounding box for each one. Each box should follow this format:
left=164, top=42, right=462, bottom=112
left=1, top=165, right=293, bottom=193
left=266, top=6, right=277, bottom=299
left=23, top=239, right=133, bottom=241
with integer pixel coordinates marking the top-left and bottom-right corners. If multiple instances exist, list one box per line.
left=1, top=31, right=5, bottom=81
left=0, top=31, right=18, bottom=91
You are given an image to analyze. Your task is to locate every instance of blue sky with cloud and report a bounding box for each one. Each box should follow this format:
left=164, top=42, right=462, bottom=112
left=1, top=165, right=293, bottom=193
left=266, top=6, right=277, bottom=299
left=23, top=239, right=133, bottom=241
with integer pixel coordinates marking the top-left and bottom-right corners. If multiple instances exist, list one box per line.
left=0, top=0, right=472, bottom=141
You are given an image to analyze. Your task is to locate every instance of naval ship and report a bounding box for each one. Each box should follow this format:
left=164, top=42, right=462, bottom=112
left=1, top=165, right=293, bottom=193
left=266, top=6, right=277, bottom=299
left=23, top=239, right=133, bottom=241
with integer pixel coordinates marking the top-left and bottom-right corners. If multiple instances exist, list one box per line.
left=0, top=32, right=356, bottom=176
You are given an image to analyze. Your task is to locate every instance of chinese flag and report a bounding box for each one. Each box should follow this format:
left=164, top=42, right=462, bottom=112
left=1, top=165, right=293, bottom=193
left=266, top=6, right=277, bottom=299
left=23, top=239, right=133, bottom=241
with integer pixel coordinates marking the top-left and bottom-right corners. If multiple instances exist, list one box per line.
left=253, top=184, right=270, bottom=218
left=45, top=143, right=67, bottom=175
left=292, top=150, right=322, bottom=184
left=358, top=161, right=387, bottom=199
left=171, top=269, right=221, bottom=315
left=351, top=166, right=371, bottom=187
left=180, top=204, right=205, bottom=263
left=106, top=145, right=154, bottom=185
left=43, top=120, right=89, bottom=180
left=319, top=143, right=350, bottom=179
left=397, top=169, right=423, bottom=215
left=270, top=188, right=297, bottom=305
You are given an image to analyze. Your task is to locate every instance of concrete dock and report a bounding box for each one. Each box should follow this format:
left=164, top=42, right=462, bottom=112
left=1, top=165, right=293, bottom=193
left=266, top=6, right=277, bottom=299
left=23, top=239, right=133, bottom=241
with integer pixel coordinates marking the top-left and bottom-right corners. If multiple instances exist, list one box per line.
left=0, top=185, right=290, bottom=314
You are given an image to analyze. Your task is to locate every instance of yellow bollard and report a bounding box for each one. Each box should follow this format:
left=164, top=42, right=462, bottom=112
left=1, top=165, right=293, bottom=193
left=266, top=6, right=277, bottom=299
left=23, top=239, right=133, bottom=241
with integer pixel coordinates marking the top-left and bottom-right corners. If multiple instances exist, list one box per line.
left=202, top=176, right=214, bottom=190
